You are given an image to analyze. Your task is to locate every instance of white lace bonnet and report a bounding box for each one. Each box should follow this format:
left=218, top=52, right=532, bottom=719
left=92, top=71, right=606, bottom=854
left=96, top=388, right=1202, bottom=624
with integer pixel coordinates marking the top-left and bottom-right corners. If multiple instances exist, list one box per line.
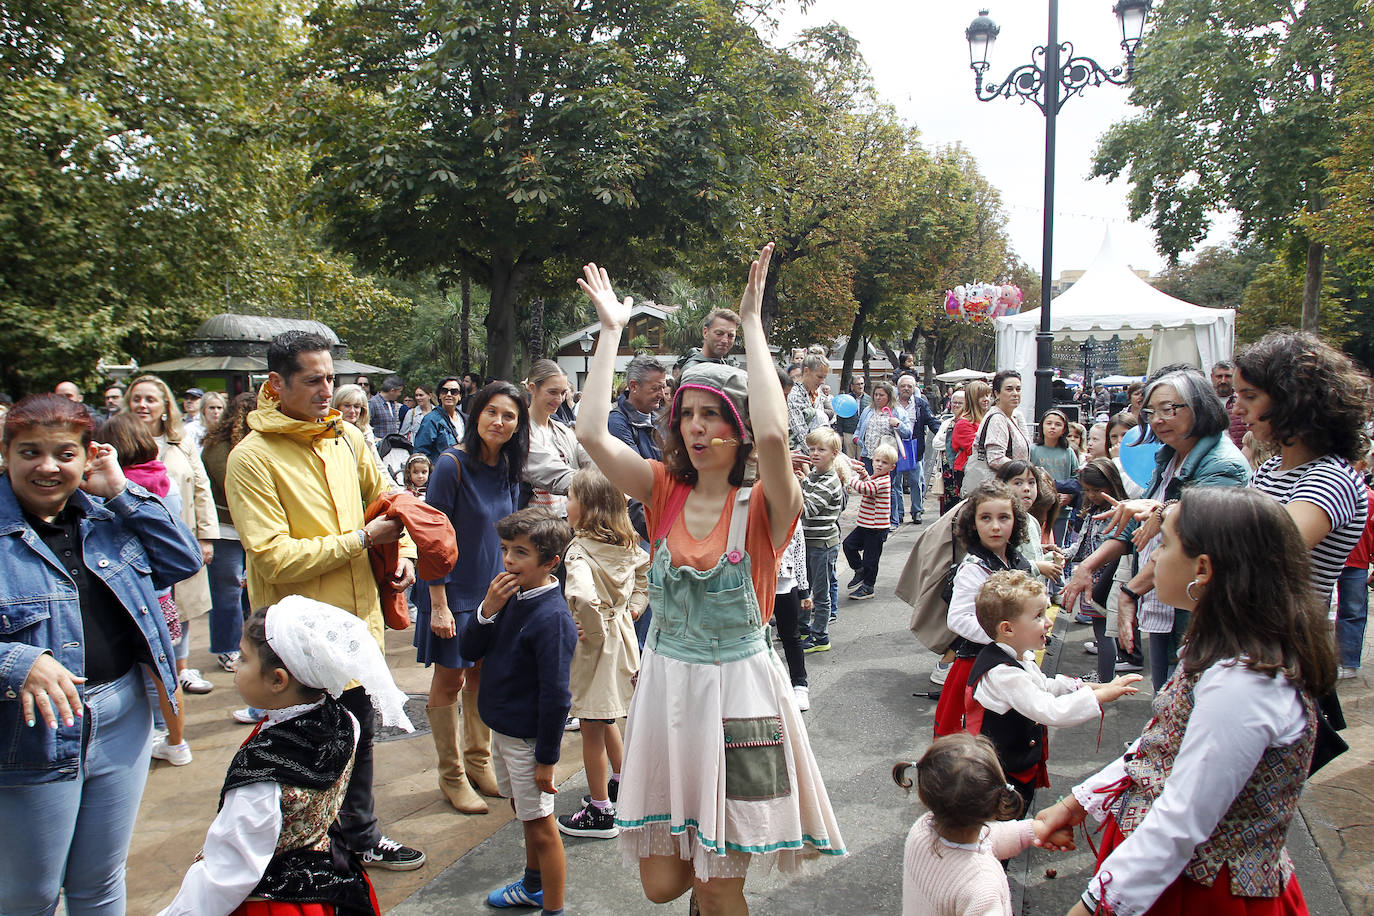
left=265, top=595, right=414, bottom=732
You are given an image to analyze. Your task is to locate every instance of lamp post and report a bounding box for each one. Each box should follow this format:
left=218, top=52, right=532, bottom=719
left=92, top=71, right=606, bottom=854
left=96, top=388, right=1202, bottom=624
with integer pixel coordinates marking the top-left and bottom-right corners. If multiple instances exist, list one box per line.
left=579, top=330, right=594, bottom=387
left=966, top=0, right=1151, bottom=421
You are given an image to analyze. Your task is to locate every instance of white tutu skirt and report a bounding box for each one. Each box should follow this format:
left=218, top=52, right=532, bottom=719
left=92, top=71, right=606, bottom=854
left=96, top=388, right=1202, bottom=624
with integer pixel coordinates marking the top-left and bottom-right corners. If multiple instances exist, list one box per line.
left=615, top=644, right=847, bottom=878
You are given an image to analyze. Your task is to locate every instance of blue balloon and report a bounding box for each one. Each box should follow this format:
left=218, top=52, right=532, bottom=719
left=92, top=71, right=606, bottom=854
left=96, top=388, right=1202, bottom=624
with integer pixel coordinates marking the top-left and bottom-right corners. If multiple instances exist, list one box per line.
left=831, top=393, right=859, bottom=418
left=1118, top=437, right=1162, bottom=489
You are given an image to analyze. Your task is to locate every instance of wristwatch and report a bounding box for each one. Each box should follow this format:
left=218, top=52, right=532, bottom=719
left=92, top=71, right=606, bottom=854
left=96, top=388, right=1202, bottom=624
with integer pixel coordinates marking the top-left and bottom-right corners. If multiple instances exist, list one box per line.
left=1120, top=584, right=1140, bottom=602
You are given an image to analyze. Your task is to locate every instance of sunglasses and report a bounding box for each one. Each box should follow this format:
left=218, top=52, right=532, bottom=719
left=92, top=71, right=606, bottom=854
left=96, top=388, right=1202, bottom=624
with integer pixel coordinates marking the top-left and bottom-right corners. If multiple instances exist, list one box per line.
left=439, top=387, right=461, bottom=395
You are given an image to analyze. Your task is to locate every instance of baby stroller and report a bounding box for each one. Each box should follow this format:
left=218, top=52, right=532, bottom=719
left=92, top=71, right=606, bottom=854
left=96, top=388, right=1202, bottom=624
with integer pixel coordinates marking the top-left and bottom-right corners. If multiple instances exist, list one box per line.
left=377, top=433, right=414, bottom=487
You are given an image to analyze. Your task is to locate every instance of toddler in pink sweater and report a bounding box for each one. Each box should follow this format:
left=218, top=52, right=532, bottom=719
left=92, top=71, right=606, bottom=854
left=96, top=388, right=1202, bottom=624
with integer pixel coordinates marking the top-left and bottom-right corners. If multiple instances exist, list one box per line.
left=893, top=734, right=1073, bottom=916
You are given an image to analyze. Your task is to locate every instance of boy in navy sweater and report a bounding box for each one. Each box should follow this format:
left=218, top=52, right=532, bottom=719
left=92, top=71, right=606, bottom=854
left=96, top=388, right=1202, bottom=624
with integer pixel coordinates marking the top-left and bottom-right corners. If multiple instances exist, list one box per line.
left=460, top=508, right=577, bottom=915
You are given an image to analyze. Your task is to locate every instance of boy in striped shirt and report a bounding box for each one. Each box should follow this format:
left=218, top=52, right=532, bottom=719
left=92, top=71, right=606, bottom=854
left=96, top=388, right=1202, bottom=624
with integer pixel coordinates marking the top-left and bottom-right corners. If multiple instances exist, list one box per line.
left=800, top=428, right=850, bottom=653
left=843, top=443, right=897, bottom=600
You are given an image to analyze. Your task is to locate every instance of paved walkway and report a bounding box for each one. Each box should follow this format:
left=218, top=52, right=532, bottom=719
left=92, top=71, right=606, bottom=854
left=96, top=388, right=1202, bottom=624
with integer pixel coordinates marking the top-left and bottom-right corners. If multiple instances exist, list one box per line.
left=123, top=495, right=1372, bottom=914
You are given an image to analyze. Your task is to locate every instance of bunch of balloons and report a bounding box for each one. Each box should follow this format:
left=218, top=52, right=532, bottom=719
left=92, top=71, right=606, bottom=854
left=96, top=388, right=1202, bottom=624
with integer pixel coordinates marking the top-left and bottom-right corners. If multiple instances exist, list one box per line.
left=943, top=282, right=1023, bottom=322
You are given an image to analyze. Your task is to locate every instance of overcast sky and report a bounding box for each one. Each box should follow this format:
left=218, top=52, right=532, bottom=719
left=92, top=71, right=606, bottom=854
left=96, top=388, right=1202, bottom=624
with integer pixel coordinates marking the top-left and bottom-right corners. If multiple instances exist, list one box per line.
left=775, top=0, right=1238, bottom=281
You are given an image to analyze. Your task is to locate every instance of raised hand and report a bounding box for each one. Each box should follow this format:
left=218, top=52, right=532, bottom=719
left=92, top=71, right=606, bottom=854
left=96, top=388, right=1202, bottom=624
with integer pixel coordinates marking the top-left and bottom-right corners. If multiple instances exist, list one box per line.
left=80, top=442, right=127, bottom=499
left=737, top=243, right=774, bottom=323
left=577, top=263, right=633, bottom=330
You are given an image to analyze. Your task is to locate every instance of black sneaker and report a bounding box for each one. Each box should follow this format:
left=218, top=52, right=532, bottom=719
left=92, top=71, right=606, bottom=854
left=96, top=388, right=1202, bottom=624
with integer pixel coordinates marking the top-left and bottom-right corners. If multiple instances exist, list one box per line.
left=558, top=800, right=619, bottom=838
left=846, top=571, right=864, bottom=590
left=581, top=776, right=618, bottom=807
left=360, top=836, right=426, bottom=871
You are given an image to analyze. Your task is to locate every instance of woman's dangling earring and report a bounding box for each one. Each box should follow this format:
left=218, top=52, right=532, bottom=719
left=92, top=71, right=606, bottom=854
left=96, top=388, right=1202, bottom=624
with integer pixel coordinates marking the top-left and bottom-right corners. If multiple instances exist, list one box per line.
left=1186, top=579, right=1202, bottom=602
left=161, top=414, right=168, bottom=422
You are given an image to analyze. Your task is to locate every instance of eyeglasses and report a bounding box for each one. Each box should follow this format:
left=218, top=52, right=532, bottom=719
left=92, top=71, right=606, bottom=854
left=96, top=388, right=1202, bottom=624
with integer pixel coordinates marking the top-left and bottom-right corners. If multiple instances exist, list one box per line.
left=1139, top=402, right=1188, bottom=422
left=439, top=387, right=461, bottom=395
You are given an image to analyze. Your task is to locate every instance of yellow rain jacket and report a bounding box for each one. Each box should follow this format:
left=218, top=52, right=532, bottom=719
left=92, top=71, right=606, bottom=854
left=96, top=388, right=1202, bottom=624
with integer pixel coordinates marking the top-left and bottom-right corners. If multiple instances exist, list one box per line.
left=225, top=387, right=414, bottom=649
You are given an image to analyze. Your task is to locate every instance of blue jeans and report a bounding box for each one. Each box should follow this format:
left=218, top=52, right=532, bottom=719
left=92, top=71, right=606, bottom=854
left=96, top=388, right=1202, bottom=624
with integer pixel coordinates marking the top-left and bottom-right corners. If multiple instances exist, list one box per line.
left=805, top=543, right=838, bottom=641
left=207, top=538, right=247, bottom=655
left=1336, top=566, right=1368, bottom=670
left=892, top=466, right=924, bottom=523
left=0, top=667, right=152, bottom=915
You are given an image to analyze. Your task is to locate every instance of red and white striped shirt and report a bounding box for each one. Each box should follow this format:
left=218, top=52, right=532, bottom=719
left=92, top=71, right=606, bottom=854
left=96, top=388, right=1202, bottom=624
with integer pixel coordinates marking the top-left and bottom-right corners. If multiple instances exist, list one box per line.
left=849, top=473, right=892, bottom=530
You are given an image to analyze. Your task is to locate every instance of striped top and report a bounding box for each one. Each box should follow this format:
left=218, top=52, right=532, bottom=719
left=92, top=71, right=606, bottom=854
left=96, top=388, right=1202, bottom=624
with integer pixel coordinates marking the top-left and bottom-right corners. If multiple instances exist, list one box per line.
left=848, top=473, right=892, bottom=530
left=1250, top=455, right=1369, bottom=599
left=799, top=468, right=845, bottom=547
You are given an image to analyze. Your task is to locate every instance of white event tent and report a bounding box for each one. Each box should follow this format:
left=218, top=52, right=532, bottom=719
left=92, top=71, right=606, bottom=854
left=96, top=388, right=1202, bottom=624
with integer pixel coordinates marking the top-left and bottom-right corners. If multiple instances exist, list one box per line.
left=994, top=231, right=1235, bottom=424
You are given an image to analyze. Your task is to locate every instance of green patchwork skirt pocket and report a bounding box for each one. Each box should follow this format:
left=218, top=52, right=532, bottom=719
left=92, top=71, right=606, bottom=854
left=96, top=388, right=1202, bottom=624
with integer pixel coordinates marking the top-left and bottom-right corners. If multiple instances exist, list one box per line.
left=723, top=716, right=791, bottom=801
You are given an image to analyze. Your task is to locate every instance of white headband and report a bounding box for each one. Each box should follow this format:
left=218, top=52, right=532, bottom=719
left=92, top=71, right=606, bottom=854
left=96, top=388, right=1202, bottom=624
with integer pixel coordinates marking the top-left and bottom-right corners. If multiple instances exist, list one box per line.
left=265, top=595, right=413, bottom=732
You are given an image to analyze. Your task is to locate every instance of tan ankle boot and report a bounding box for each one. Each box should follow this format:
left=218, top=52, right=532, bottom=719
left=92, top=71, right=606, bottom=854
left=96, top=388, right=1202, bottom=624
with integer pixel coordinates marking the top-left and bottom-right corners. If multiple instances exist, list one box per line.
left=461, top=690, right=501, bottom=797
left=428, top=702, right=487, bottom=814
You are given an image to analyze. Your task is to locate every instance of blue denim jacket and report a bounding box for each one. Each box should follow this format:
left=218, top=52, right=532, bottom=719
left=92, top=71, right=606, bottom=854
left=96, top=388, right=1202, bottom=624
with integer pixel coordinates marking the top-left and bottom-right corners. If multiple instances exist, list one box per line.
left=0, top=476, right=203, bottom=785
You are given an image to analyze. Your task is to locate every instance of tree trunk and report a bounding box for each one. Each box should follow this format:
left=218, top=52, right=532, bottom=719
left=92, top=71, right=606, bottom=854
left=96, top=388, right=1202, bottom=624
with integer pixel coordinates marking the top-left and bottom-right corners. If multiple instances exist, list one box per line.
left=486, top=260, right=526, bottom=384
left=459, top=275, right=471, bottom=376
left=528, top=298, right=545, bottom=361
left=760, top=253, right=785, bottom=337
left=1302, top=240, right=1323, bottom=333
left=840, top=309, right=868, bottom=391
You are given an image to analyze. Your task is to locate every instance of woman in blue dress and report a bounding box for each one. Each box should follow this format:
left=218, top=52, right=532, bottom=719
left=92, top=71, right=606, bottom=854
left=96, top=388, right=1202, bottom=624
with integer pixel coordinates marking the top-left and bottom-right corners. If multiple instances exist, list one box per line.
left=415, top=381, right=529, bottom=815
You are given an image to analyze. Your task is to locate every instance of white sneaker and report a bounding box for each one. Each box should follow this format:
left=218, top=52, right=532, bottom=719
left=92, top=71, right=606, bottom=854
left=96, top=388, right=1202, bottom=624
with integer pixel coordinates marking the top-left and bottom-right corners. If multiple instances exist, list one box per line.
left=151, top=736, right=193, bottom=766
left=178, top=668, right=214, bottom=694
left=216, top=651, right=241, bottom=673
left=793, top=686, right=811, bottom=711
left=929, top=660, right=952, bottom=685
left=232, top=707, right=267, bottom=724
left=1338, top=666, right=1360, bottom=680
left=565, top=717, right=580, bottom=732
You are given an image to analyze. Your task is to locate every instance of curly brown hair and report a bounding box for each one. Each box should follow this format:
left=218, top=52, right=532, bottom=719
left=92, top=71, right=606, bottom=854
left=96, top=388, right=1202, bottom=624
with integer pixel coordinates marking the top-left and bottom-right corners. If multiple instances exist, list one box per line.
left=955, top=480, right=1028, bottom=552
left=660, top=392, right=753, bottom=487
left=1234, top=329, right=1371, bottom=462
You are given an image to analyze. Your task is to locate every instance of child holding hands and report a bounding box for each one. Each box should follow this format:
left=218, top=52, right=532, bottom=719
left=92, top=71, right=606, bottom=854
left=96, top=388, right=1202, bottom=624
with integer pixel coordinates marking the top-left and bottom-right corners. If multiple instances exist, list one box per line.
left=556, top=467, right=649, bottom=839
left=894, top=733, right=1075, bottom=916
left=459, top=508, right=578, bottom=915
left=159, top=596, right=413, bottom=916
left=964, top=570, right=1141, bottom=809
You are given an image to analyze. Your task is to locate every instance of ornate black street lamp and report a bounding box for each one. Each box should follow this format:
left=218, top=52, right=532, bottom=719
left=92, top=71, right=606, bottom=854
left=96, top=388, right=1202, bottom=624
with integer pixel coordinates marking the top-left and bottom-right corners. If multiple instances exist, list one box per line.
left=966, top=0, right=1150, bottom=420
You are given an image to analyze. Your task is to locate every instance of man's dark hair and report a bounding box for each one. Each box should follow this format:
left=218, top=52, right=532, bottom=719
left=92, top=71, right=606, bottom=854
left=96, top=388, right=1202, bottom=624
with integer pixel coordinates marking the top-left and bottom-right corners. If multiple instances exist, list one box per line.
left=382, top=375, right=404, bottom=393
left=495, top=508, right=572, bottom=564
left=267, top=331, right=332, bottom=379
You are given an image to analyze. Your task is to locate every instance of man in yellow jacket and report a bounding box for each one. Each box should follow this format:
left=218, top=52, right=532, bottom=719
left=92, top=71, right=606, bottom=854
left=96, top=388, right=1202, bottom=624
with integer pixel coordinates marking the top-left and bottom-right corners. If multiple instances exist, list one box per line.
left=226, top=330, right=426, bottom=872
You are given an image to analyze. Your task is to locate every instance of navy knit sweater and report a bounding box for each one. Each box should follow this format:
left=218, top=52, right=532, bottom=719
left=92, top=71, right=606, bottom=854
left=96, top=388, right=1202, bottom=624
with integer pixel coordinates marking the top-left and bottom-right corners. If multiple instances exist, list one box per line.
left=458, top=583, right=577, bottom=765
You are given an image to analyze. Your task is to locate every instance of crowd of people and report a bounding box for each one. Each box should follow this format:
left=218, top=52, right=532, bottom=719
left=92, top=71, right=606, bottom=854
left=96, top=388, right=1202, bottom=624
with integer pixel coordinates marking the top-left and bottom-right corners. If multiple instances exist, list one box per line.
left=1, top=247, right=1371, bottom=916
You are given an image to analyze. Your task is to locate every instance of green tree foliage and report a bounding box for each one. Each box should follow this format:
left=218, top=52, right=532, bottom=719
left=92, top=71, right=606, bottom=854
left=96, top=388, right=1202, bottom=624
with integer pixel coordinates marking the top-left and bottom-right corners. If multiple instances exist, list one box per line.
left=0, top=0, right=402, bottom=396
left=1237, top=256, right=1349, bottom=346
left=1091, top=0, right=1368, bottom=333
left=297, top=0, right=799, bottom=383
left=1149, top=243, right=1267, bottom=309
left=1307, top=22, right=1374, bottom=280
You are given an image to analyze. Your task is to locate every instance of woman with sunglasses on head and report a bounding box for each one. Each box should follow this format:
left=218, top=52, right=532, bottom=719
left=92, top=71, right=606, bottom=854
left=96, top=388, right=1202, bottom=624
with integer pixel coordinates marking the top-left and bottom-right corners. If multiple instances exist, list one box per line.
left=1061, top=367, right=1250, bottom=691
left=414, top=377, right=467, bottom=463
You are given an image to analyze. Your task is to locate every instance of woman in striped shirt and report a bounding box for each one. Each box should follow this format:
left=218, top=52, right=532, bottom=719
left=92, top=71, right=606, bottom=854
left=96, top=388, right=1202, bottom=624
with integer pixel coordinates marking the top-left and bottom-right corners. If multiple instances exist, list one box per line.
left=1234, top=330, right=1371, bottom=674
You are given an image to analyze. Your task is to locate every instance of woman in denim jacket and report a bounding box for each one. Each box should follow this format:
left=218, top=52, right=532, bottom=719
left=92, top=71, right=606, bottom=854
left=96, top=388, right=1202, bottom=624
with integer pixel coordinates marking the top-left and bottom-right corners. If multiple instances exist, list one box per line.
left=0, top=394, right=203, bottom=915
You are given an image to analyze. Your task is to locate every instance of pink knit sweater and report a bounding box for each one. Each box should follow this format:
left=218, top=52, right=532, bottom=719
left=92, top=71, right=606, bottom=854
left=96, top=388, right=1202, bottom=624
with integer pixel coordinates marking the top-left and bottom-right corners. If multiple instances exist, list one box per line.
left=902, top=813, right=1036, bottom=916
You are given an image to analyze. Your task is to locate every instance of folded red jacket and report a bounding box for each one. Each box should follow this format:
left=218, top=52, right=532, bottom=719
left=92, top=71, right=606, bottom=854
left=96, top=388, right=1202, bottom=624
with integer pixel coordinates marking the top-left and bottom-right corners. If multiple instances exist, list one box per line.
left=364, top=491, right=457, bottom=629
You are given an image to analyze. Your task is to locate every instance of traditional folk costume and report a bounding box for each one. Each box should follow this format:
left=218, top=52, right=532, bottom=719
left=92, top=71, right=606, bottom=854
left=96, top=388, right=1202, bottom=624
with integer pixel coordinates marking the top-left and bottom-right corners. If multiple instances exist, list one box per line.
left=964, top=641, right=1101, bottom=810
left=932, top=544, right=1033, bottom=737
left=159, top=597, right=413, bottom=916
left=614, top=461, right=846, bottom=877
left=1073, top=658, right=1317, bottom=916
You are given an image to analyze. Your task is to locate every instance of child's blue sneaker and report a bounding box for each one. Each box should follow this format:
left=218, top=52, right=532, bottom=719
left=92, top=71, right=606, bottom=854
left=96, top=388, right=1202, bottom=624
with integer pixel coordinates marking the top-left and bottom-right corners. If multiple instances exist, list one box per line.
left=487, top=879, right=543, bottom=908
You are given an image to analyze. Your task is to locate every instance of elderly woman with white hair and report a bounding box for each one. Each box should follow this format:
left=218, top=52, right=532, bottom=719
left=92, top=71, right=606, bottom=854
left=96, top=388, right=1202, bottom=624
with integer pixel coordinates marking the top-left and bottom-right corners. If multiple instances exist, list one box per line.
left=1061, top=366, right=1251, bottom=691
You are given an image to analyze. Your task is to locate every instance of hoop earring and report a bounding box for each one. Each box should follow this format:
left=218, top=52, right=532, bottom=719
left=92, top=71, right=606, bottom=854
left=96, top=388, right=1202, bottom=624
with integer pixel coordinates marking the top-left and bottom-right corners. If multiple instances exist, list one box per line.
left=1186, top=580, right=1202, bottom=602
left=160, top=414, right=168, bottom=422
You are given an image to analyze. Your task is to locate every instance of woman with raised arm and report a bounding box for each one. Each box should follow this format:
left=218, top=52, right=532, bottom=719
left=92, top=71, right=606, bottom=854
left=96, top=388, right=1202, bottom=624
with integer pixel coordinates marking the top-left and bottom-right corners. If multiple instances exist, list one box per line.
left=577, top=245, right=846, bottom=915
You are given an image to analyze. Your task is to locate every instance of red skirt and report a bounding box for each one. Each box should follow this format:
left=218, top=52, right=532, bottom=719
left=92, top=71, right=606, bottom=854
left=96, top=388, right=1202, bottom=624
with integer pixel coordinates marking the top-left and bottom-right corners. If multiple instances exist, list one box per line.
left=1092, top=814, right=1309, bottom=915
left=933, top=656, right=976, bottom=737
left=232, top=904, right=333, bottom=916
